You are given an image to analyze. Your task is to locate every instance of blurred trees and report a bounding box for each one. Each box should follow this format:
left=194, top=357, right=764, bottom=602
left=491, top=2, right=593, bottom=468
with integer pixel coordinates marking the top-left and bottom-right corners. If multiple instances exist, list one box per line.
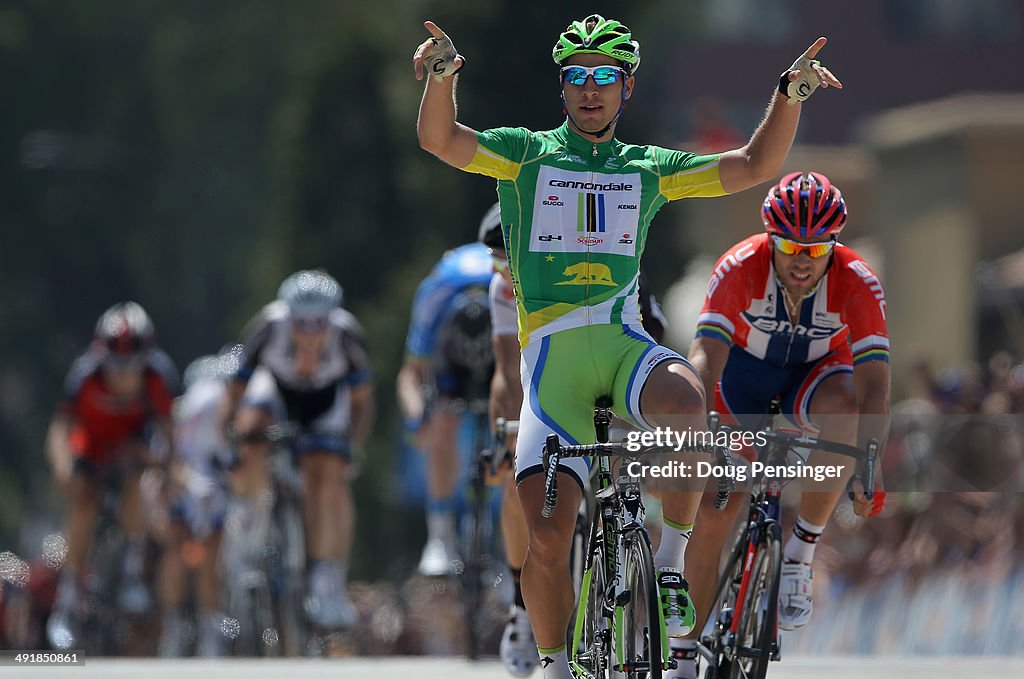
left=0, top=0, right=675, bottom=571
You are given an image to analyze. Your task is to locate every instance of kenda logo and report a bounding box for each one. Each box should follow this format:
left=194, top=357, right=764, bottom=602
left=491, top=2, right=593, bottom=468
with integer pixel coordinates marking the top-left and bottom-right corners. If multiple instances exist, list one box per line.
left=549, top=179, right=633, bottom=191
left=751, top=318, right=834, bottom=338
left=617, top=204, right=637, bottom=210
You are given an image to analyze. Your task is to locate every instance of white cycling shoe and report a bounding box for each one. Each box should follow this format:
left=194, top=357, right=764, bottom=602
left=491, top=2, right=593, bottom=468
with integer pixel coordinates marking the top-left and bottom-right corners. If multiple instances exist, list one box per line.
left=499, top=605, right=537, bottom=677
left=657, top=568, right=695, bottom=637
left=305, top=563, right=358, bottom=630
left=778, top=561, right=813, bottom=631
left=46, top=574, right=80, bottom=650
left=417, top=537, right=457, bottom=577
left=46, top=608, right=79, bottom=651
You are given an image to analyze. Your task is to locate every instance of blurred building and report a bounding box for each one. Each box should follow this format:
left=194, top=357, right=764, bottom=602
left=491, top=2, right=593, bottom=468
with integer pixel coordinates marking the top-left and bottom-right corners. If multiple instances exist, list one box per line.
left=668, top=92, right=1024, bottom=392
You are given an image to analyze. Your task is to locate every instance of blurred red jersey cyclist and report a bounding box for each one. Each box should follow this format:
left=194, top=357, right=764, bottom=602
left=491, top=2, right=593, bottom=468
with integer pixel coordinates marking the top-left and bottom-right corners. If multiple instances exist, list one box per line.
left=45, top=301, right=179, bottom=651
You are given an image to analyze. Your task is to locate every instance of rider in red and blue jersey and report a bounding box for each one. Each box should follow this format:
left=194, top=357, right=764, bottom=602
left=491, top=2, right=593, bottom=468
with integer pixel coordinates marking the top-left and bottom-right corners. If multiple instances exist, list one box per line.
left=682, top=172, right=890, bottom=677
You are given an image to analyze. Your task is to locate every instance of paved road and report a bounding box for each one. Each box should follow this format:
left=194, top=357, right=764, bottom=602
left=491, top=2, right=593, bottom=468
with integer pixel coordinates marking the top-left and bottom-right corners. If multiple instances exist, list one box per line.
left=4, top=656, right=1023, bottom=678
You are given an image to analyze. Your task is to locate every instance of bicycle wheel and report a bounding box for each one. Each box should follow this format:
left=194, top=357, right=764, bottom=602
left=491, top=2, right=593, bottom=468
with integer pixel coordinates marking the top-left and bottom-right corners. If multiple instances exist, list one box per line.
left=82, top=515, right=125, bottom=656
left=274, top=495, right=308, bottom=656
left=461, top=472, right=488, bottom=658
left=231, top=575, right=278, bottom=656
left=619, top=531, right=662, bottom=679
left=569, top=496, right=589, bottom=602
left=699, top=531, right=746, bottom=679
left=728, top=523, right=781, bottom=679
left=570, top=525, right=610, bottom=679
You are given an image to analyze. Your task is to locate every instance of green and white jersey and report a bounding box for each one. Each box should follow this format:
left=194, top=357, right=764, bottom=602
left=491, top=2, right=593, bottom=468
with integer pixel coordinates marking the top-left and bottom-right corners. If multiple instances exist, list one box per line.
left=462, top=122, right=726, bottom=346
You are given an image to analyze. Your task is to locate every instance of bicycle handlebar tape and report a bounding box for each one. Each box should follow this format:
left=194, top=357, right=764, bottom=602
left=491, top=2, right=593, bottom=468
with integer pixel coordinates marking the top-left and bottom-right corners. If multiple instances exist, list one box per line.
left=542, top=434, right=561, bottom=519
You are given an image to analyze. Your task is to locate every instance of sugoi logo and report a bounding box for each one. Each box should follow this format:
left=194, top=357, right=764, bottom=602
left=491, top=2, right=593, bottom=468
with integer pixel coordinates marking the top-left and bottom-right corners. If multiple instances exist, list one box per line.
left=619, top=232, right=634, bottom=245
left=542, top=193, right=564, bottom=207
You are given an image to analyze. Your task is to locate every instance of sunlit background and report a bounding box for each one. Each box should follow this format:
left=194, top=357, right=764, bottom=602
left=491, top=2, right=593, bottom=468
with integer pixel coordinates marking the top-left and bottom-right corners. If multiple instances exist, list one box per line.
left=2, top=0, right=1023, bottom=658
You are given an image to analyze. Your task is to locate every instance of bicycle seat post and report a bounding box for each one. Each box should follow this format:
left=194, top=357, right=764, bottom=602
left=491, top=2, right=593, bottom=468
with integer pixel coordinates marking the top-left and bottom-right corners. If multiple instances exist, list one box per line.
left=594, top=396, right=613, bottom=444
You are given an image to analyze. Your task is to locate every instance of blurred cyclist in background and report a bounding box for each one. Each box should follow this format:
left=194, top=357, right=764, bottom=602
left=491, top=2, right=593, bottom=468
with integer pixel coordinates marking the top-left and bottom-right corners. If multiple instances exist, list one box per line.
left=158, top=347, right=241, bottom=656
left=397, top=231, right=495, bottom=576
left=45, top=302, right=179, bottom=650
left=223, top=270, right=374, bottom=630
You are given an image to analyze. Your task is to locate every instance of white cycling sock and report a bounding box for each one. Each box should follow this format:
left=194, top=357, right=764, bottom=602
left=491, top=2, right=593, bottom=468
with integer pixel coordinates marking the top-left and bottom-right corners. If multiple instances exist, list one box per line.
left=655, top=518, right=693, bottom=572
left=783, top=516, right=826, bottom=564
left=668, top=639, right=699, bottom=679
left=427, top=510, right=455, bottom=544
left=538, top=644, right=573, bottom=679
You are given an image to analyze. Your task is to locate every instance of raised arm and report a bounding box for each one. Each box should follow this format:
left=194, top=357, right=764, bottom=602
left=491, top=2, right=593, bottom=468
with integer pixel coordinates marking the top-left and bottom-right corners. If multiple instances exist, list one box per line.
left=413, top=21, right=480, bottom=168
left=718, top=37, right=843, bottom=194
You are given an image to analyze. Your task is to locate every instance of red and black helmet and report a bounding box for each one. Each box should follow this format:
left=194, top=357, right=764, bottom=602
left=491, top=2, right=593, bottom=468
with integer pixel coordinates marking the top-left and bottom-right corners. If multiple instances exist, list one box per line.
left=94, top=301, right=155, bottom=355
left=762, top=171, right=847, bottom=239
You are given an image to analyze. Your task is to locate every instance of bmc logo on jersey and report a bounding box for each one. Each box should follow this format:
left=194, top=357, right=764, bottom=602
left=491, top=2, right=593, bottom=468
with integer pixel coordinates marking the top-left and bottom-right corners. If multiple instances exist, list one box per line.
left=848, top=260, right=887, bottom=320
left=707, top=242, right=757, bottom=297
left=751, top=318, right=834, bottom=338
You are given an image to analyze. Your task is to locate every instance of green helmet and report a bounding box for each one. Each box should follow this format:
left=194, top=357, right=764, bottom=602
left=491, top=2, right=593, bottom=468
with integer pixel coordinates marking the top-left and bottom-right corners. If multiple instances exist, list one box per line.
left=552, top=14, right=641, bottom=74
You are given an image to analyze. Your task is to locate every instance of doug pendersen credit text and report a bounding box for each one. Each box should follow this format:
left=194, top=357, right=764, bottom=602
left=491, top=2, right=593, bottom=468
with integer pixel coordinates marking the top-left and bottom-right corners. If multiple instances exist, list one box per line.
left=621, top=427, right=847, bottom=483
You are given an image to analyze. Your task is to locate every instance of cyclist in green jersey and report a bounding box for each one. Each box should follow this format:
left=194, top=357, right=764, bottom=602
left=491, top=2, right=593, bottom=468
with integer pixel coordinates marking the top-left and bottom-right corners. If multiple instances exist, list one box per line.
left=413, top=14, right=842, bottom=679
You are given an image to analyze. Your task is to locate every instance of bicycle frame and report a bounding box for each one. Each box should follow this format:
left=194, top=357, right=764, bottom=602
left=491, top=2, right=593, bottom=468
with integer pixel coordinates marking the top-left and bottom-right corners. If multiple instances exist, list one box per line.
left=567, top=403, right=669, bottom=679
left=698, top=405, right=878, bottom=678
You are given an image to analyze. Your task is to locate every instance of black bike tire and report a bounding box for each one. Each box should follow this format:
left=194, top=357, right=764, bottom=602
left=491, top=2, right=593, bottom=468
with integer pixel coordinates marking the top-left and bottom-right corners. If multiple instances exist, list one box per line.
left=255, top=583, right=280, bottom=657
left=274, top=493, right=309, bottom=657
left=569, top=498, right=589, bottom=602
left=728, top=523, right=781, bottom=679
left=701, top=534, right=746, bottom=679
left=84, top=519, right=125, bottom=656
left=237, top=588, right=260, bottom=656
left=463, top=411, right=498, bottom=659
left=463, top=473, right=487, bottom=658
left=573, top=523, right=610, bottom=679
left=621, top=532, right=662, bottom=679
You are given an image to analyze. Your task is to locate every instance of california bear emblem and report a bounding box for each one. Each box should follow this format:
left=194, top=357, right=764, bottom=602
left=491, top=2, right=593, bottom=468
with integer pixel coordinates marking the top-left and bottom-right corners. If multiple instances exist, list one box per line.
left=555, top=262, right=617, bottom=286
